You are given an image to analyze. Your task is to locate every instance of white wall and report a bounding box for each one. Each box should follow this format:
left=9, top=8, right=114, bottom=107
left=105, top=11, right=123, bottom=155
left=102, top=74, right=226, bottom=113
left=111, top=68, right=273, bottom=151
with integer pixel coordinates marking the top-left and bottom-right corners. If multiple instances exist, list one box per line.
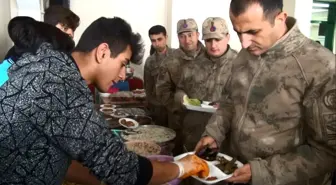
left=70, top=0, right=314, bottom=78
left=16, top=0, right=42, bottom=21
left=70, top=0, right=169, bottom=79
left=68, top=0, right=316, bottom=78
left=0, top=0, right=13, bottom=59
left=0, top=0, right=43, bottom=60
left=70, top=0, right=243, bottom=78
left=283, top=0, right=313, bottom=37
left=0, top=0, right=315, bottom=72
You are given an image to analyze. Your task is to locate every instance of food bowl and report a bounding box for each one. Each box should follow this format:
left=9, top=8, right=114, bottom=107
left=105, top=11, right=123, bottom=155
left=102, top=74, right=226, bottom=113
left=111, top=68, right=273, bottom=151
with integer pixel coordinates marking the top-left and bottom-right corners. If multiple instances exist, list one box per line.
left=121, top=125, right=176, bottom=144
left=100, top=104, right=117, bottom=109
left=110, top=111, right=129, bottom=118
left=125, top=140, right=161, bottom=157
left=118, top=118, right=139, bottom=129
left=99, top=108, right=116, bottom=115
left=127, top=115, right=153, bottom=125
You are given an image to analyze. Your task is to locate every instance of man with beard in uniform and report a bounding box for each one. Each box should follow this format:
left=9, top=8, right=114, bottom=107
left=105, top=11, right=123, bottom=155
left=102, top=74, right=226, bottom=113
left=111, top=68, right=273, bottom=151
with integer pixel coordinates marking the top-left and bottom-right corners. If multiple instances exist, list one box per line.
left=156, top=18, right=204, bottom=155
left=195, top=0, right=336, bottom=185
left=174, top=17, right=237, bottom=153
left=144, top=25, right=174, bottom=127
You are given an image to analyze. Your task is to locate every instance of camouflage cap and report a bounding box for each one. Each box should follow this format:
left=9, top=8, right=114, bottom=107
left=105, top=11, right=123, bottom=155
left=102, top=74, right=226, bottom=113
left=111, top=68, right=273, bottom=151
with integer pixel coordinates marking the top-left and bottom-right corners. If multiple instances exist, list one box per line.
left=177, top=18, right=198, bottom=34
left=202, top=17, right=228, bottom=40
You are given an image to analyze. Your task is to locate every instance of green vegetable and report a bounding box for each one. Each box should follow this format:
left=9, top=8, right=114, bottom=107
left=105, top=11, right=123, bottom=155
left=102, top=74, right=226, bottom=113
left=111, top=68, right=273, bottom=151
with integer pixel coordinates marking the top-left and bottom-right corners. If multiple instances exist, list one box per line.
left=184, top=96, right=201, bottom=106
left=216, top=156, right=238, bottom=174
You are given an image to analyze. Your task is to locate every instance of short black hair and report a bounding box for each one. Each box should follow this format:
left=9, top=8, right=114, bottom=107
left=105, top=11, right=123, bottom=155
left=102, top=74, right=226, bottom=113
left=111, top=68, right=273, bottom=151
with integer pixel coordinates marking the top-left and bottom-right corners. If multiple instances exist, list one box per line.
left=148, top=25, right=167, bottom=37
left=7, top=16, right=74, bottom=59
left=73, top=17, right=144, bottom=65
left=230, top=0, right=283, bottom=22
left=44, top=5, right=80, bottom=31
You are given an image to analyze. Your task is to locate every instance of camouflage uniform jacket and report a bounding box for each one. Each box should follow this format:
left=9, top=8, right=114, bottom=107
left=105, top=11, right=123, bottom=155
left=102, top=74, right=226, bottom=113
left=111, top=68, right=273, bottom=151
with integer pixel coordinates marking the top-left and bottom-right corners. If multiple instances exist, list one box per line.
left=173, top=46, right=237, bottom=151
left=174, top=46, right=237, bottom=105
left=144, top=47, right=174, bottom=106
left=204, top=17, right=336, bottom=185
left=156, top=41, right=205, bottom=113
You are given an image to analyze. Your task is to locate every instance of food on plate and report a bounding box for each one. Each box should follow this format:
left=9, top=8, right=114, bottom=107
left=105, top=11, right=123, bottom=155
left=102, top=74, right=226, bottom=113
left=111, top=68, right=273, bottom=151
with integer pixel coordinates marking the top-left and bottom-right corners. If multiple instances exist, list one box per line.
left=100, top=104, right=115, bottom=108
left=101, top=110, right=115, bottom=115
left=196, top=145, right=218, bottom=161
left=120, top=119, right=135, bottom=127
left=215, top=156, right=238, bottom=174
left=120, top=119, right=126, bottom=124
left=209, top=102, right=216, bottom=106
left=184, top=96, right=201, bottom=106
left=125, top=140, right=161, bottom=156
left=132, top=89, right=145, bottom=94
left=206, top=176, right=218, bottom=181
left=114, top=111, right=127, bottom=116
left=208, top=101, right=219, bottom=108
left=121, top=126, right=176, bottom=143
left=110, top=97, right=134, bottom=102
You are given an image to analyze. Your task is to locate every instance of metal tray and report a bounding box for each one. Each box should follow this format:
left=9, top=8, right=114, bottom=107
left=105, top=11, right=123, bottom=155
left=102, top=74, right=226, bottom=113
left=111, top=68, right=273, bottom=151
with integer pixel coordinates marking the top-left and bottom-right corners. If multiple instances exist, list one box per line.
left=121, top=125, right=176, bottom=144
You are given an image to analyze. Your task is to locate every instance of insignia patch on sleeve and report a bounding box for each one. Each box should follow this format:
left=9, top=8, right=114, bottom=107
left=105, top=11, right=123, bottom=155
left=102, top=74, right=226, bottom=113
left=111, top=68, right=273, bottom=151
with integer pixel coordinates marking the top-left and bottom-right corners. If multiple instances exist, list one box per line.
left=324, top=89, right=336, bottom=110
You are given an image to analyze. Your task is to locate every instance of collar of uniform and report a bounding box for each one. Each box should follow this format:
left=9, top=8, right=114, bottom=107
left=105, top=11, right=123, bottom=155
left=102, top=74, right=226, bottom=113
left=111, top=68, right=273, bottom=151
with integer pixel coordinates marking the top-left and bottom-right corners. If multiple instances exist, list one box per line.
left=177, top=41, right=205, bottom=60
left=150, top=47, right=173, bottom=69
left=207, top=45, right=235, bottom=65
left=155, top=46, right=173, bottom=57
left=261, top=17, right=307, bottom=59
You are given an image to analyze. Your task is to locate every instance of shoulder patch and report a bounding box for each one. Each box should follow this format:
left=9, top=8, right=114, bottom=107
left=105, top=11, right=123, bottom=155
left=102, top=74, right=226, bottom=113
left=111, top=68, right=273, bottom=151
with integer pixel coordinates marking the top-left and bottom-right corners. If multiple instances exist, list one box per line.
left=324, top=89, right=336, bottom=110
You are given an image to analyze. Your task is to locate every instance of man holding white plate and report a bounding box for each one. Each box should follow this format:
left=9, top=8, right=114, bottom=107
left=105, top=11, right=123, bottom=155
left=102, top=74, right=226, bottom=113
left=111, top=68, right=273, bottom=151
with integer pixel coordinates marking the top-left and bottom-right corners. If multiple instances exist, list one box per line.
left=195, top=0, right=336, bottom=185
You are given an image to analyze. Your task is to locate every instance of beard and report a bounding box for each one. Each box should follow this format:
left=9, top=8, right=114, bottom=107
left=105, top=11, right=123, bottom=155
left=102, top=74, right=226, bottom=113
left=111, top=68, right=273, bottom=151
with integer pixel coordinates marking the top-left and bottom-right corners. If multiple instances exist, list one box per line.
left=156, top=46, right=166, bottom=52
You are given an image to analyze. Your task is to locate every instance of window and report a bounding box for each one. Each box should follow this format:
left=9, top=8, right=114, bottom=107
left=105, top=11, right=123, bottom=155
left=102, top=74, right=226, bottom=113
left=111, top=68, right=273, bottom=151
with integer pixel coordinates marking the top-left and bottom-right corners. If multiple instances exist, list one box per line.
left=310, top=1, right=336, bottom=53
left=16, top=0, right=42, bottom=21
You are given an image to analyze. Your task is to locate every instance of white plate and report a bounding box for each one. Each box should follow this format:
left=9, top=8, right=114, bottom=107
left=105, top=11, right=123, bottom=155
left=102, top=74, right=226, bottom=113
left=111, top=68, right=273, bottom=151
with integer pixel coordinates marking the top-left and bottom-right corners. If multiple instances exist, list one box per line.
left=200, top=101, right=216, bottom=109
left=111, top=111, right=130, bottom=118
left=174, top=152, right=243, bottom=184
left=214, top=153, right=244, bottom=167
left=99, top=93, right=112, bottom=97
left=100, top=104, right=117, bottom=108
left=183, top=102, right=217, bottom=113
left=99, top=108, right=117, bottom=115
left=118, top=118, right=139, bottom=129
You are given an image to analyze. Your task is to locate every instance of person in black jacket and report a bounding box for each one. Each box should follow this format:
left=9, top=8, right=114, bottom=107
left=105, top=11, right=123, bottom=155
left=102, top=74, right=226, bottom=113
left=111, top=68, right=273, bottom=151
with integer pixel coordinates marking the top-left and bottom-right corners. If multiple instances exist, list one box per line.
left=0, top=16, right=209, bottom=185
left=3, top=5, right=79, bottom=61
left=0, top=16, right=74, bottom=86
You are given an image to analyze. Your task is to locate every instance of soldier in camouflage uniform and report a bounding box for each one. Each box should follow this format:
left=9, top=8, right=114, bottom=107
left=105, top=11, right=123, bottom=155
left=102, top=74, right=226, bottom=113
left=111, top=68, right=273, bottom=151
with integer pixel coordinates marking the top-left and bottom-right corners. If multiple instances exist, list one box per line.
left=144, top=25, right=174, bottom=127
left=156, top=18, right=204, bottom=155
left=195, top=1, right=336, bottom=185
left=174, top=17, right=237, bottom=152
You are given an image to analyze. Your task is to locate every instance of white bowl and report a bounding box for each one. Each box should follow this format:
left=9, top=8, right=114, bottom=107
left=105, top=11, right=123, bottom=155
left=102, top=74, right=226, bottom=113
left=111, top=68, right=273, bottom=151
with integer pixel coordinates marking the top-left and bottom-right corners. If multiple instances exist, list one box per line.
left=100, top=104, right=117, bottom=108
left=118, top=118, right=139, bottom=129
left=99, top=108, right=117, bottom=115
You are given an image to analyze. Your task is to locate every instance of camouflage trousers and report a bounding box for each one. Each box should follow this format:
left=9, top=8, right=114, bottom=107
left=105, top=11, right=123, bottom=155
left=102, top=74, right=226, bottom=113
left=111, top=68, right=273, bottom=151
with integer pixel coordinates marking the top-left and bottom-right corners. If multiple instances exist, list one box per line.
left=148, top=103, right=169, bottom=127
left=182, top=111, right=212, bottom=152
left=168, top=111, right=184, bottom=155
